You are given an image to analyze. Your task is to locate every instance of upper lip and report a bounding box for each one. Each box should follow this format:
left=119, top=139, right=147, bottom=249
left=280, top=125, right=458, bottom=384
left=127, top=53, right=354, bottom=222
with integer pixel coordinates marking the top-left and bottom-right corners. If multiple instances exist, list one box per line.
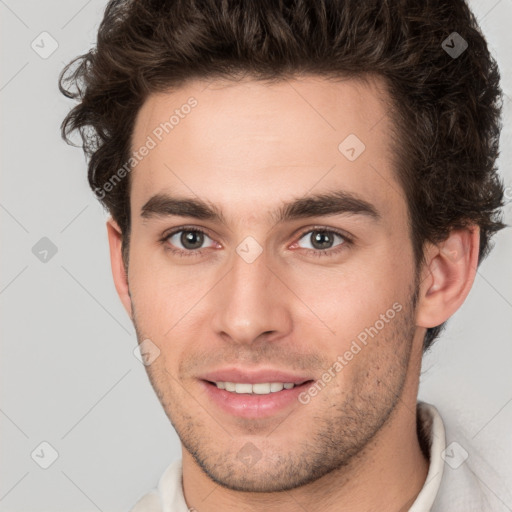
left=199, top=368, right=313, bottom=385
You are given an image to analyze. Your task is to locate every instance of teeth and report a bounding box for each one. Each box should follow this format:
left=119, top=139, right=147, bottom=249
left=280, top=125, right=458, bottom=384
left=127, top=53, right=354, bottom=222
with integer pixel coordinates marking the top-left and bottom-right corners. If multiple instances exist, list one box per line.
left=214, top=382, right=297, bottom=394
left=235, top=383, right=253, bottom=394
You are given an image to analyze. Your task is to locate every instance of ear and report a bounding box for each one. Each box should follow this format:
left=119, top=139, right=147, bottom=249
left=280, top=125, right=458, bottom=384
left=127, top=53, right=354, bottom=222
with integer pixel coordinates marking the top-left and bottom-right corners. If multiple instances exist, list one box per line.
left=106, top=217, right=133, bottom=320
left=415, top=225, right=480, bottom=330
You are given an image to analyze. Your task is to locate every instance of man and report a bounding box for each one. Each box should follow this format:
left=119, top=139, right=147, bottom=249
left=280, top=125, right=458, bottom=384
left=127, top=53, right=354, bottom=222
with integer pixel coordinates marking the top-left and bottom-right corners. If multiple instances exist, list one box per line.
left=59, top=0, right=509, bottom=510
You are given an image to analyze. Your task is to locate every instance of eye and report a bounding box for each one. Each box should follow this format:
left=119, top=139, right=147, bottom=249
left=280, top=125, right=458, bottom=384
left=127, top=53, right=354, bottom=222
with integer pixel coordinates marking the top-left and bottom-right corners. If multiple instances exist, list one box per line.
left=295, top=228, right=349, bottom=255
left=162, top=227, right=218, bottom=256
left=160, top=226, right=351, bottom=259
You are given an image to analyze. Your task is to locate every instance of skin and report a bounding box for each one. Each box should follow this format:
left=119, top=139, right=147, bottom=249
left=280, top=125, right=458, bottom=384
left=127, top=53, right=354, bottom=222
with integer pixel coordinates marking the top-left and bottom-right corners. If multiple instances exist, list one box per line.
left=106, top=75, right=480, bottom=512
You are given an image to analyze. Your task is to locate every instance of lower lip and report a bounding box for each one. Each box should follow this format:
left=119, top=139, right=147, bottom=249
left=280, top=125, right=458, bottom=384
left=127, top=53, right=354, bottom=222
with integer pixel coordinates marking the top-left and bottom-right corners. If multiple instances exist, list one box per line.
left=200, top=380, right=313, bottom=419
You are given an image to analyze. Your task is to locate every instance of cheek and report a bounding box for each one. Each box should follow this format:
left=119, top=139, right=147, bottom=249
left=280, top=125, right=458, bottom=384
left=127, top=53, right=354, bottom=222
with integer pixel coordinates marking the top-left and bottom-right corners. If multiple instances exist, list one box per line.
left=127, top=248, right=217, bottom=364
left=289, top=255, right=406, bottom=327
left=281, top=264, right=412, bottom=381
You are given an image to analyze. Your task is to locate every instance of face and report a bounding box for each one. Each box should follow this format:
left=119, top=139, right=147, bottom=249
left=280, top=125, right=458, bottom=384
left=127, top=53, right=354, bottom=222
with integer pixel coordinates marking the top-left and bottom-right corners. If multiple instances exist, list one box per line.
left=121, top=76, right=424, bottom=492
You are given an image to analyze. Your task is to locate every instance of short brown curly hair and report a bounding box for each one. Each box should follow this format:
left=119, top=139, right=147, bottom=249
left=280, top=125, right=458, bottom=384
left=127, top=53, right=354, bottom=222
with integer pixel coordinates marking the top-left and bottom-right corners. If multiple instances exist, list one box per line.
left=59, top=0, right=506, bottom=351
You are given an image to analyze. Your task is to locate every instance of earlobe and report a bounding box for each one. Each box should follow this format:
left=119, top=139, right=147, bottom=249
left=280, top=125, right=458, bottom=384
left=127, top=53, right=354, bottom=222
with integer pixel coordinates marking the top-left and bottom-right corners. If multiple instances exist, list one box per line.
left=106, top=217, right=133, bottom=320
left=416, top=226, right=480, bottom=329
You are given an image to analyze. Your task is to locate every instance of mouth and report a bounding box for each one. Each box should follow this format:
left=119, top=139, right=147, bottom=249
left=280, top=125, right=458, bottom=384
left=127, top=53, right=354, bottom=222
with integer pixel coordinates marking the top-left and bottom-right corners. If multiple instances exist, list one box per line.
left=200, top=379, right=315, bottom=419
left=205, top=380, right=313, bottom=395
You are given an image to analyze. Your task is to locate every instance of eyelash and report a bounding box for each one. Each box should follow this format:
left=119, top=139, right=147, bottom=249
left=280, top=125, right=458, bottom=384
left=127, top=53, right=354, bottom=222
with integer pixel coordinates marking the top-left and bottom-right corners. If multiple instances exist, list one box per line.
left=159, top=225, right=353, bottom=259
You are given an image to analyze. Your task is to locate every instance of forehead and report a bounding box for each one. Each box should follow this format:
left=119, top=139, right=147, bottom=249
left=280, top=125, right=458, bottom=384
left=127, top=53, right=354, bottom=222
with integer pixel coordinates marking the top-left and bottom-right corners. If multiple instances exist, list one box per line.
left=129, top=75, right=402, bottom=221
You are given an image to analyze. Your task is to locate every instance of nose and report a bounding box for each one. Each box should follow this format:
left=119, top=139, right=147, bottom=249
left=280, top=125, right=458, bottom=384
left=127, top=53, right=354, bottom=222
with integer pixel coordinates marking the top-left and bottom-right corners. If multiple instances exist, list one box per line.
left=210, top=245, right=293, bottom=346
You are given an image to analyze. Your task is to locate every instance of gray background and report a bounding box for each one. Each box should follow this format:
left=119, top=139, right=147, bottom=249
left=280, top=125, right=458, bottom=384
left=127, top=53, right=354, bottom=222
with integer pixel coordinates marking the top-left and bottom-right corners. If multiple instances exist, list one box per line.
left=1, top=0, right=511, bottom=510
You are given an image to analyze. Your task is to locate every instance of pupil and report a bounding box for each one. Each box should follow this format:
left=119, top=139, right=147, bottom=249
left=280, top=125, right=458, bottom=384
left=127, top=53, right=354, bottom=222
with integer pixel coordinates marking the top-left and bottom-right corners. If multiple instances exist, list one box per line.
left=182, top=231, right=203, bottom=249
left=312, top=231, right=332, bottom=249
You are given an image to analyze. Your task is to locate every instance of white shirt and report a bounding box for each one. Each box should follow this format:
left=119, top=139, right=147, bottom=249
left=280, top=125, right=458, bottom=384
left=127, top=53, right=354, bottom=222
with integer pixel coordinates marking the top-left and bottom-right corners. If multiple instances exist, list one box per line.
left=129, top=401, right=511, bottom=511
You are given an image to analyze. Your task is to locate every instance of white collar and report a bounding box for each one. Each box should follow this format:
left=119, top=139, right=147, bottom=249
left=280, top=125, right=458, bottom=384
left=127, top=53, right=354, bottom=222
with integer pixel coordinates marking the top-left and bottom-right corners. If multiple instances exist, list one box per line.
left=408, top=401, right=446, bottom=511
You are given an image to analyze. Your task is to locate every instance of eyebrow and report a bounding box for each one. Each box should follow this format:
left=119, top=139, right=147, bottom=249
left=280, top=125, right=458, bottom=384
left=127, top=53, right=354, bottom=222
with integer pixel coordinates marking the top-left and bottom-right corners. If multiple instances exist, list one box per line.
left=140, top=190, right=381, bottom=225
